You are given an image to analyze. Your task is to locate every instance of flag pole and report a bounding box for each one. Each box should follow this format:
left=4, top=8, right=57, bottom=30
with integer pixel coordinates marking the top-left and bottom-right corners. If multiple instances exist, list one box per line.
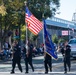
left=42, top=15, right=44, bottom=46
left=24, top=1, right=28, bottom=53
left=42, top=14, right=46, bottom=57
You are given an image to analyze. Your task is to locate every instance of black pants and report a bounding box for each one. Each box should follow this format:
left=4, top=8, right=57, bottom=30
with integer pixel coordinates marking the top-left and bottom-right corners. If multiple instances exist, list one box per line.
left=44, top=59, right=52, bottom=72
left=64, top=57, right=71, bottom=72
left=25, top=57, right=34, bottom=72
left=11, top=58, right=22, bottom=72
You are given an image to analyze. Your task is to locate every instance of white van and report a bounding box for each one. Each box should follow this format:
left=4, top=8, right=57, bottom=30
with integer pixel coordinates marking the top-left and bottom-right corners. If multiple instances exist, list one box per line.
left=68, top=38, right=76, bottom=58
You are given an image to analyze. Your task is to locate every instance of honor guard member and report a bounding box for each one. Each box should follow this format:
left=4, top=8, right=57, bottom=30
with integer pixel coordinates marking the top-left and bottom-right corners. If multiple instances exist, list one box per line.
left=44, top=52, right=52, bottom=74
left=61, top=41, right=71, bottom=74
left=64, top=44, right=71, bottom=73
left=10, top=40, right=22, bottom=74
left=25, top=41, right=34, bottom=73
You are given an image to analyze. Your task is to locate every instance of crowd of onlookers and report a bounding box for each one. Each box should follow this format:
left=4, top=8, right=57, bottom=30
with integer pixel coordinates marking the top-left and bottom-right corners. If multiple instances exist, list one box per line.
left=0, top=41, right=12, bottom=60
left=0, top=41, right=45, bottom=60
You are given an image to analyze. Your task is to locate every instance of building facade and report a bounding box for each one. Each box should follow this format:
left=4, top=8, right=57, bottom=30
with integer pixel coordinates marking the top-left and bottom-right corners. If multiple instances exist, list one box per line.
left=38, top=17, right=76, bottom=45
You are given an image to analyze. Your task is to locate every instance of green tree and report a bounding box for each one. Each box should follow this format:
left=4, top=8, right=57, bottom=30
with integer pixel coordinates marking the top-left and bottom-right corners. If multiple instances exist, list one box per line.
left=58, top=38, right=65, bottom=44
left=0, top=0, right=60, bottom=48
left=0, top=0, right=25, bottom=41
left=52, top=34, right=58, bottom=44
left=27, top=0, right=60, bottom=20
left=0, top=5, right=7, bottom=16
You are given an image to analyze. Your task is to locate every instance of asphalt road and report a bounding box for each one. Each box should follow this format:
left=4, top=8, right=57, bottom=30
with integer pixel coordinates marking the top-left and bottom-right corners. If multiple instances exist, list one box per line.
left=0, top=54, right=76, bottom=75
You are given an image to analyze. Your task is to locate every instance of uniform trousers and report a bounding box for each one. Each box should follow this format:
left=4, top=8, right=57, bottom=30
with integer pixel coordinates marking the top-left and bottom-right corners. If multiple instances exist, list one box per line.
left=25, top=57, right=34, bottom=73
left=64, top=57, right=71, bottom=72
left=11, top=57, right=22, bottom=72
left=44, top=59, right=52, bottom=73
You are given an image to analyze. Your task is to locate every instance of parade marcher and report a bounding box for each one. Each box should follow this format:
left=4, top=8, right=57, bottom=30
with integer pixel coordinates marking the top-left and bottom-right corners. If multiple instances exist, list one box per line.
left=24, top=41, right=34, bottom=73
left=44, top=52, right=52, bottom=74
left=60, top=43, right=65, bottom=57
left=61, top=41, right=71, bottom=74
left=10, top=40, right=22, bottom=74
left=22, top=41, right=26, bottom=59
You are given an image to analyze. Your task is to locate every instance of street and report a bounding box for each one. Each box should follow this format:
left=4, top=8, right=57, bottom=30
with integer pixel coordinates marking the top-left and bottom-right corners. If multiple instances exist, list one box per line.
left=0, top=54, right=76, bottom=75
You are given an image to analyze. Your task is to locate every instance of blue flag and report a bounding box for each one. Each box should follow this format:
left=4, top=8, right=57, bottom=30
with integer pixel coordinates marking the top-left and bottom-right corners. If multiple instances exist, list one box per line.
left=43, top=19, right=58, bottom=60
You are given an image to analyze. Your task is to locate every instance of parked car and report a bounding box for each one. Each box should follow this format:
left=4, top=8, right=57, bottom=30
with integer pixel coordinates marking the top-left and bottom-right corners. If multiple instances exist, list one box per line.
left=68, top=38, right=76, bottom=58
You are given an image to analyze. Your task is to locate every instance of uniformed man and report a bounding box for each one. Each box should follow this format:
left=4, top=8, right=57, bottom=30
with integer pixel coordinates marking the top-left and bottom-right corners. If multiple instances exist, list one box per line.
left=10, top=40, right=22, bottom=74
left=61, top=41, right=71, bottom=74
left=24, top=41, right=34, bottom=73
left=64, top=44, right=71, bottom=73
left=44, top=52, right=52, bottom=74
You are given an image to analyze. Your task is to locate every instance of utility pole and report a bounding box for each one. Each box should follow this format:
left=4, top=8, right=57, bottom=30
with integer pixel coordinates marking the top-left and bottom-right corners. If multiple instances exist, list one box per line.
left=68, top=24, right=70, bottom=41
left=72, top=11, right=76, bottom=24
left=72, top=11, right=76, bottom=38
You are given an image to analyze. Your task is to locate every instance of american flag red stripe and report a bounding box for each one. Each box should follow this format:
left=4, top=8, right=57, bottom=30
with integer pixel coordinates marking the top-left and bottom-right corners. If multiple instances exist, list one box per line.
left=26, top=15, right=42, bottom=30
left=26, top=16, right=41, bottom=31
left=25, top=7, right=43, bottom=35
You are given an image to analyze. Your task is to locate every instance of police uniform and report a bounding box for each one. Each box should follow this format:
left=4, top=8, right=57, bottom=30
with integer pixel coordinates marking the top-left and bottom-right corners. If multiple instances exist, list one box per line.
left=25, top=43, right=34, bottom=73
left=44, top=53, right=52, bottom=74
left=11, top=41, right=22, bottom=74
left=63, top=45, right=71, bottom=73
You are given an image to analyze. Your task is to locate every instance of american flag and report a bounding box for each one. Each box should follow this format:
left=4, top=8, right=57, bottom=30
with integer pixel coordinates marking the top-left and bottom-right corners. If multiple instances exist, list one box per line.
left=25, top=7, right=43, bottom=35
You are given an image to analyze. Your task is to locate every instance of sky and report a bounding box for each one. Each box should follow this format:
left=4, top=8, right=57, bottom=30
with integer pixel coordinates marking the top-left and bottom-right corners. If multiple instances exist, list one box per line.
left=55, top=0, right=76, bottom=21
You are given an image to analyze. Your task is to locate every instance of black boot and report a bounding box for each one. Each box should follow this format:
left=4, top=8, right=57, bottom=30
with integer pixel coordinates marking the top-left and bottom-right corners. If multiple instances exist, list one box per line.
left=20, top=69, right=23, bottom=73
left=45, top=71, right=48, bottom=74
left=10, top=70, right=15, bottom=74
left=32, top=68, right=34, bottom=72
left=64, top=71, right=67, bottom=74
left=68, top=67, right=70, bottom=72
left=50, top=68, right=52, bottom=72
left=25, top=71, right=28, bottom=73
